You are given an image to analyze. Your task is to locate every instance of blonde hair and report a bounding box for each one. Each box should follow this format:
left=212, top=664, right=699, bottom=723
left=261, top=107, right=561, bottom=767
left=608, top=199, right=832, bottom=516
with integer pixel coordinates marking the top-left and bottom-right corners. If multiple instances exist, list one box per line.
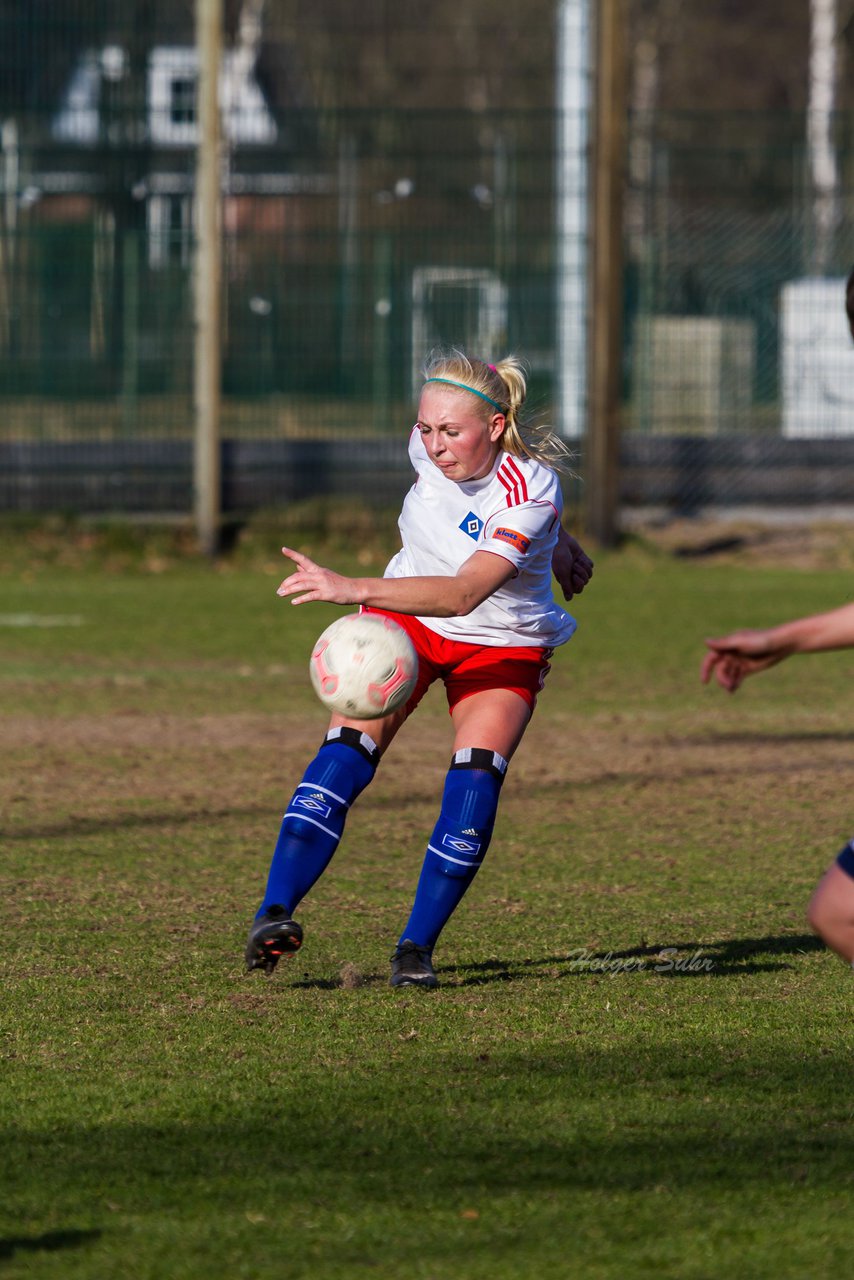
left=421, top=349, right=574, bottom=472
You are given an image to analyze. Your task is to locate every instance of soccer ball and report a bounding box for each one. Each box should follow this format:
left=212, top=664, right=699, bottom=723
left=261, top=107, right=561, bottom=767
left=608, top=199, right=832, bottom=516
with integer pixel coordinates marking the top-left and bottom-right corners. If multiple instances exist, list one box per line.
left=309, top=613, right=418, bottom=719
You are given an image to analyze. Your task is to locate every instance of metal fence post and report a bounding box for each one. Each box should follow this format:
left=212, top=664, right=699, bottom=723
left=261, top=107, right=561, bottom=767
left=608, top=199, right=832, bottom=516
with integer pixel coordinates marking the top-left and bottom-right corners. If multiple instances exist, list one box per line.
left=585, top=0, right=626, bottom=546
left=555, top=0, right=592, bottom=443
left=194, top=0, right=222, bottom=555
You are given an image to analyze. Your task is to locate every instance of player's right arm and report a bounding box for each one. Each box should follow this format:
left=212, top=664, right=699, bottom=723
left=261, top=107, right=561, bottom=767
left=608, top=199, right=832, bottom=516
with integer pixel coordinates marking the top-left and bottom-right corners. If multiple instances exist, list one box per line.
left=701, top=602, right=854, bottom=692
left=276, top=545, right=515, bottom=617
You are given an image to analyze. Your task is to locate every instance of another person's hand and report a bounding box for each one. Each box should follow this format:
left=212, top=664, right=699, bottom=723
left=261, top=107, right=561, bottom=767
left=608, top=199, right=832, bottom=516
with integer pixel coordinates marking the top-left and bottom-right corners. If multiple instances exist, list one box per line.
left=277, top=546, right=357, bottom=606
left=700, top=630, right=792, bottom=693
left=552, top=528, right=594, bottom=601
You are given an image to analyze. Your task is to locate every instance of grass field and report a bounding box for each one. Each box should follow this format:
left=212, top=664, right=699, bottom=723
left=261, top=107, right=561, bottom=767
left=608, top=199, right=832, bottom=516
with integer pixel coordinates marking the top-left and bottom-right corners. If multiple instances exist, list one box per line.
left=2, top=515, right=854, bottom=1279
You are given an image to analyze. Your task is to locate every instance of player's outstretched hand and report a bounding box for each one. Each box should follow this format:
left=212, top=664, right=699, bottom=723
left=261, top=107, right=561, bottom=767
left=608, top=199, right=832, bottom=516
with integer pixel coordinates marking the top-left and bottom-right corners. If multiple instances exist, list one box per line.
left=277, top=546, right=358, bottom=606
left=552, top=529, right=594, bottom=601
left=700, top=629, right=791, bottom=693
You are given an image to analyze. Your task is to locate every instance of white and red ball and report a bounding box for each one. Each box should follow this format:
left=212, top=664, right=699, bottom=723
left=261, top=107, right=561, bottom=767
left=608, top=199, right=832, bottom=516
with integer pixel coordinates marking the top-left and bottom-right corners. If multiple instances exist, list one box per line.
left=309, top=612, right=418, bottom=719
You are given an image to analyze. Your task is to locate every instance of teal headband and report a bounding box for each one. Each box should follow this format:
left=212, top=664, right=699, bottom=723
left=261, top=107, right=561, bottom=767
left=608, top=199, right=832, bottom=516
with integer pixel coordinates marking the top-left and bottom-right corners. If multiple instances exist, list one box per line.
left=423, top=377, right=504, bottom=413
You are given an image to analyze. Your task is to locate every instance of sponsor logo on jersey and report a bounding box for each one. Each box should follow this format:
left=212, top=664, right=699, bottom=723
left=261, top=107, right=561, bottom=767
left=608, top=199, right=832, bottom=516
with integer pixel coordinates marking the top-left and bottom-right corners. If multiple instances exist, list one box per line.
left=493, top=526, right=530, bottom=554
left=293, top=793, right=332, bottom=819
left=442, top=833, right=481, bottom=856
left=458, top=511, right=484, bottom=540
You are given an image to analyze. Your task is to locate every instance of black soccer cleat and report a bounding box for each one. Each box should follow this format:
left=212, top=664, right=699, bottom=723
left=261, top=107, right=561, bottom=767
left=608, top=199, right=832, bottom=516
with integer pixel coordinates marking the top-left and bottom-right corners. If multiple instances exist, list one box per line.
left=389, top=939, right=438, bottom=989
left=245, top=905, right=303, bottom=975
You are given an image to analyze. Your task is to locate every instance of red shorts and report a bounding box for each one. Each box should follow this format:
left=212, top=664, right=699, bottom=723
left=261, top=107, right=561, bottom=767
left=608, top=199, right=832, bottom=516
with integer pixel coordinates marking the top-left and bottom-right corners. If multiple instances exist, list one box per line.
left=363, top=607, right=553, bottom=714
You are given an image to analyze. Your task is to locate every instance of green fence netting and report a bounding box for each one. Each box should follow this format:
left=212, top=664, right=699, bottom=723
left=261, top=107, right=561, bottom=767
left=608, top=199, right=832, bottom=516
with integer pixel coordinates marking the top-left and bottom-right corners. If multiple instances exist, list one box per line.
left=0, top=5, right=851, bottom=513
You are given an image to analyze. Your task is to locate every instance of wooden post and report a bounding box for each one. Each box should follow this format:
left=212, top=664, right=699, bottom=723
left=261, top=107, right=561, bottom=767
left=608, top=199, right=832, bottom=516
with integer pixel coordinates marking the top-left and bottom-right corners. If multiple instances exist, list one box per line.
left=585, top=0, right=626, bottom=547
left=194, top=0, right=223, bottom=556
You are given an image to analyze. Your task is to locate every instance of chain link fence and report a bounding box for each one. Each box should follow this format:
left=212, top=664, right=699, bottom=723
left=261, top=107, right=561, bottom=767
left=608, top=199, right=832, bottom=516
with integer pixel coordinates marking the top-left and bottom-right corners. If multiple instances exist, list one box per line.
left=622, top=110, right=854, bottom=513
left=0, top=7, right=851, bottom=516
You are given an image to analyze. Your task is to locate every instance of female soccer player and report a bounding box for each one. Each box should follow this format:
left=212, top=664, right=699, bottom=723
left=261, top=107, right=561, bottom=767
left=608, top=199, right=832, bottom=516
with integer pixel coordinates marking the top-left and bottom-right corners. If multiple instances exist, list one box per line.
left=702, top=604, right=854, bottom=963
left=245, top=350, right=593, bottom=988
left=701, top=265, right=854, bottom=965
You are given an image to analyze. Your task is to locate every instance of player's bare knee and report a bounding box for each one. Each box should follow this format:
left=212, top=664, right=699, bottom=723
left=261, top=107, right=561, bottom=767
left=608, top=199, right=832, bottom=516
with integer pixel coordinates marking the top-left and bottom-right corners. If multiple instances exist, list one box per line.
left=806, top=893, right=827, bottom=936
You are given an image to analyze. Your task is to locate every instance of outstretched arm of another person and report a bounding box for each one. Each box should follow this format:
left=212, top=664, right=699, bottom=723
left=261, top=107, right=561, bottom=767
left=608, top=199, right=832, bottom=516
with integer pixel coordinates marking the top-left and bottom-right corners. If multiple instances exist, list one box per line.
left=551, top=526, right=594, bottom=601
left=277, top=545, right=516, bottom=618
left=701, top=601, right=854, bottom=693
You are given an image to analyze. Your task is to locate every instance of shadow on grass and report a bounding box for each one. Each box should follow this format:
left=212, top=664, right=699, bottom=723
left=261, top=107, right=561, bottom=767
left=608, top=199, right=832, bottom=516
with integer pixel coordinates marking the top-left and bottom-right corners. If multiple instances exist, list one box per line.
left=3, top=1039, right=853, bottom=1232
left=0, top=804, right=270, bottom=842
left=279, top=932, right=826, bottom=991
left=539, top=756, right=853, bottom=795
left=0, top=1229, right=101, bottom=1261
left=699, top=731, right=854, bottom=745
left=447, top=932, right=825, bottom=986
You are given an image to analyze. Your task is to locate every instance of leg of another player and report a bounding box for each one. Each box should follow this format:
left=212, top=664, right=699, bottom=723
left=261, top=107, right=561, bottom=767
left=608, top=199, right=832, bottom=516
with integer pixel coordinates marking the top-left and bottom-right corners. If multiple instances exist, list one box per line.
left=391, top=690, right=533, bottom=987
left=807, top=861, right=854, bottom=964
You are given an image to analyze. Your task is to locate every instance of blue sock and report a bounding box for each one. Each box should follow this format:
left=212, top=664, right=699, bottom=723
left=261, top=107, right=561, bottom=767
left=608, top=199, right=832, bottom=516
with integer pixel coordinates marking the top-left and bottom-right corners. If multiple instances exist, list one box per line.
left=399, top=748, right=507, bottom=950
left=258, top=727, right=379, bottom=918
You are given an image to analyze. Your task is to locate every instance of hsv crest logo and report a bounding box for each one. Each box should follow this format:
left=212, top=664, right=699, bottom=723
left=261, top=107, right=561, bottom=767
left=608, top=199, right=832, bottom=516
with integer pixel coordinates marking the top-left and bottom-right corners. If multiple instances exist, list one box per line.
left=459, top=512, right=484, bottom=541
left=493, top=526, right=530, bottom=554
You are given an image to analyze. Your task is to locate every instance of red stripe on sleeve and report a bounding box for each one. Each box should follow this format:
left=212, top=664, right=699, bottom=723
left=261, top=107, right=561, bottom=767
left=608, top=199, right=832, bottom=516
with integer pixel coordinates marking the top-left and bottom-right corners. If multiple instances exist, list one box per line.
left=504, top=456, right=529, bottom=503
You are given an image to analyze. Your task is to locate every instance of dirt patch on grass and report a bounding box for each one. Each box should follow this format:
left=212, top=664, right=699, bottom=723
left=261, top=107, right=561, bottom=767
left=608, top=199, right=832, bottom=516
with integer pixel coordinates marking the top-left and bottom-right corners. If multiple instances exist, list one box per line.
left=2, top=708, right=849, bottom=842
left=627, top=516, right=854, bottom=571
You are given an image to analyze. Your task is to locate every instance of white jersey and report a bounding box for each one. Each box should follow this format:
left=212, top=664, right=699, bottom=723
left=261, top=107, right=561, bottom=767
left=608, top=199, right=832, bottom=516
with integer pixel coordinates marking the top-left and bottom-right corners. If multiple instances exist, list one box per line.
left=383, top=427, right=577, bottom=648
